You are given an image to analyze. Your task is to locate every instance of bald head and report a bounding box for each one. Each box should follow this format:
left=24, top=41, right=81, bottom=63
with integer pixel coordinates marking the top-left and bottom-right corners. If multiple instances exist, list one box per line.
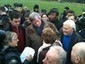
left=43, top=46, right=66, bottom=64
left=71, top=42, right=85, bottom=64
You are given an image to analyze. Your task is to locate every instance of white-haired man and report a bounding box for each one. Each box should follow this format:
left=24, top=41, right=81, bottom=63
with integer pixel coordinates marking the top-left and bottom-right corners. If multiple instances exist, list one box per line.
left=71, top=42, right=85, bottom=64
left=60, top=20, right=82, bottom=64
left=43, top=46, right=67, bottom=64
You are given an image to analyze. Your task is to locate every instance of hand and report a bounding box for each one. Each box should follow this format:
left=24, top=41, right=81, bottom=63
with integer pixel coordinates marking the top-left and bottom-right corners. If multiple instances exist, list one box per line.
left=26, top=55, right=33, bottom=61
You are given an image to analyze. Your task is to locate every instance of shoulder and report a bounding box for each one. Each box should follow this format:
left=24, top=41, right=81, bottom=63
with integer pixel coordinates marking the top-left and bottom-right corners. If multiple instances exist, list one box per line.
left=1, top=47, right=21, bottom=64
left=26, top=24, right=35, bottom=35
left=5, top=52, right=21, bottom=64
left=72, top=32, right=82, bottom=41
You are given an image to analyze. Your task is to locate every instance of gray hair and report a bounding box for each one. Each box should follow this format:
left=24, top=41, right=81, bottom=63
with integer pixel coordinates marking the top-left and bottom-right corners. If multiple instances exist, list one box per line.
left=50, top=46, right=67, bottom=64
left=63, top=20, right=76, bottom=31
left=73, top=42, right=85, bottom=62
left=3, top=31, right=17, bottom=45
left=29, top=12, right=41, bottom=22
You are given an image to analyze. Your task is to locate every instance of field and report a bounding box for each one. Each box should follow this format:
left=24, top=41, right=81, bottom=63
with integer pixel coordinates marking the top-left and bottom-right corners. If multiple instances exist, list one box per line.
left=0, top=0, right=85, bottom=16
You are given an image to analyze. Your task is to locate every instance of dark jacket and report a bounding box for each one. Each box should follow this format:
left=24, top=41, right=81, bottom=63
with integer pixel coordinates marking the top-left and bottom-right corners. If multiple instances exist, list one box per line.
left=61, top=31, right=82, bottom=64
left=79, top=28, right=85, bottom=42
left=0, top=46, right=21, bottom=64
left=50, top=19, right=63, bottom=31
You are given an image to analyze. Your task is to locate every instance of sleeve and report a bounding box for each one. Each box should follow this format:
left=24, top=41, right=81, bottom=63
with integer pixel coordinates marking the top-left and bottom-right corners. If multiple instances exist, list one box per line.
left=7, top=59, right=18, bottom=64
left=5, top=52, right=22, bottom=64
left=25, top=27, right=32, bottom=47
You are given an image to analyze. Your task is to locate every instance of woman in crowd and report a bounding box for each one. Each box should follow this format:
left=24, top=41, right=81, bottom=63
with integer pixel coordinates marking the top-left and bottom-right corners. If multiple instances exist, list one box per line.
left=0, top=31, right=22, bottom=64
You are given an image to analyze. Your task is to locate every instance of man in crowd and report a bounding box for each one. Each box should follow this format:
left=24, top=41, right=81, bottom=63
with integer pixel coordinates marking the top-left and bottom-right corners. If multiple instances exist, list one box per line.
left=71, top=42, right=85, bottom=64
left=48, top=8, right=63, bottom=31
left=61, top=20, right=82, bottom=64
left=43, top=46, right=66, bottom=64
left=5, top=11, right=26, bottom=53
left=26, top=12, right=59, bottom=63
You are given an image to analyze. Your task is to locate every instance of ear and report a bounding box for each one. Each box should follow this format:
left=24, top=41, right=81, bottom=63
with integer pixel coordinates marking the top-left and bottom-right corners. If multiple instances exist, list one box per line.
left=75, top=56, right=80, bottom=64
left=8, top=41, right=12, bottom=45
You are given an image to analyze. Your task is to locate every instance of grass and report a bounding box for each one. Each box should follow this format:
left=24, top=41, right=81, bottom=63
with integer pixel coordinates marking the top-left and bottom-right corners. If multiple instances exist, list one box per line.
left=0, top=0, right=85, bottom=16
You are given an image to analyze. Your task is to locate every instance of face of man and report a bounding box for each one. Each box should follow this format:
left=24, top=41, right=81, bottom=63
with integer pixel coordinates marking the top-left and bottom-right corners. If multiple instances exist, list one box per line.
left=25, top=17, right=31, bottom=25
left=63, top=24, right=73, bottom=35
left=43, top=48, right=57, bottom=64
left=48, top=13, right=57, bottom=21
left=32, top=18, right=41, bottom=28
left=11, top=18, right=21, bottom=27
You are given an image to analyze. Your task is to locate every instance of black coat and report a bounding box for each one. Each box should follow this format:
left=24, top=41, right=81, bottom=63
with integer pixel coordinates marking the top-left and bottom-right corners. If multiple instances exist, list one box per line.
left=0, top=46, right=21, bottom=64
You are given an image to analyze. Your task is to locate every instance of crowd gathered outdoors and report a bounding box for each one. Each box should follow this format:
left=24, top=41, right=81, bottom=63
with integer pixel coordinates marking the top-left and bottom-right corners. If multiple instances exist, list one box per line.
left=0, top=3, right=85, bottom=64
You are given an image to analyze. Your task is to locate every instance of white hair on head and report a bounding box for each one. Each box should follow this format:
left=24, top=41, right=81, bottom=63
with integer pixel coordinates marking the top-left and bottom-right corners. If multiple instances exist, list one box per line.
left=73, top=42, right=85, bottom=49
left=73, top=42, right=85, bottom=61
left=49, top=46, right=66, bottom=64
left=63, top=20, right=76, bottom=31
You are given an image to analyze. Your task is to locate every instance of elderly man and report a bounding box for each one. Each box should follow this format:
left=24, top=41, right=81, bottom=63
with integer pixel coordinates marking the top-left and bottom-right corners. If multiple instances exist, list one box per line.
left=71, top=42, right=85, bottom=64
left=26, top=12, right=59, bottom=52
left=43, top=46, right=66, bottom=64
left=61, top=20, right=82, bottom=64
left=26, top=12, right=59, bottom=64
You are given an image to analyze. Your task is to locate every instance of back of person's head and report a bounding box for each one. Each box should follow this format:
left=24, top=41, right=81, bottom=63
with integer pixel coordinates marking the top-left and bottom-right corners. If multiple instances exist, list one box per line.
left=29, top=12, right=41, bottom=22
left=50, top=46, right=66, bottom=64
left=41, top=27, right=57, bottom=44
left=9, top=11, right=20, bottom=20
left=71, top=42, right=85, bottom=64
left=43, top=45, right=66, bottom=64
left=63, top=20, right=76, bottom=31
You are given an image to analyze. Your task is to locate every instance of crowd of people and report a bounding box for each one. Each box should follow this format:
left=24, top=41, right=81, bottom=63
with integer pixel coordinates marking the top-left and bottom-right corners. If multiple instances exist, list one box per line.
left=0, top=3, right=85, bottom=64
